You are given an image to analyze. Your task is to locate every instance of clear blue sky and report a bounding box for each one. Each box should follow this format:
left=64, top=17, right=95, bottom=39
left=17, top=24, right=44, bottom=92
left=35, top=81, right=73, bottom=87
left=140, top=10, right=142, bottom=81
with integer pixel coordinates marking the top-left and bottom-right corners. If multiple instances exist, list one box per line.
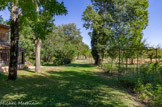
left=0, top=0, right=161, bottom=47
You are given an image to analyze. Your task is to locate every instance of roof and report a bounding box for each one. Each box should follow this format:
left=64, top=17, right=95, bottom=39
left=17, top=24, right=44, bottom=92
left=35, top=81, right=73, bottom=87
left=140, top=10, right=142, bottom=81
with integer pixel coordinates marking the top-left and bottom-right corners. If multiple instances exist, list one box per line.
left=0, top=24, right=10, bottom=29
left=0, top=42, right=10, bottom=49
left=0, top=42, right=25, bottom=52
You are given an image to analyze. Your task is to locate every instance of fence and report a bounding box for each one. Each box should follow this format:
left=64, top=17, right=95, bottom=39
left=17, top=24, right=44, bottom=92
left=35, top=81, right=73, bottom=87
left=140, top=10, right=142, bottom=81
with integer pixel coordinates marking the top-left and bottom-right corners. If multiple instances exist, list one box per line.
left=103, top=47, right=161, bottom=74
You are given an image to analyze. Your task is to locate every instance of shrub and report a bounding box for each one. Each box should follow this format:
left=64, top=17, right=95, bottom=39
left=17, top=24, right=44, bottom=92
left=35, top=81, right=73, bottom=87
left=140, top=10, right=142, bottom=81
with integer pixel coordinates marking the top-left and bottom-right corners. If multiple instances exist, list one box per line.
left=152, top=84, right=162, bottom=106
left=41, top=60, right=44, bottom=65
left=101, top=63, right=118, bottom=74
left=101, top=63, right=112, bottom=73
left=135, top=82, right=162, bottom=107
left=28, top=59, right=35, bottom=66
left=118, top=62, right=162, bottom=106
left=53, top=58, right=71, bottom=66
left=135, top=82, right=153, bottom=102
left=118, top=73, right=139, bottom=89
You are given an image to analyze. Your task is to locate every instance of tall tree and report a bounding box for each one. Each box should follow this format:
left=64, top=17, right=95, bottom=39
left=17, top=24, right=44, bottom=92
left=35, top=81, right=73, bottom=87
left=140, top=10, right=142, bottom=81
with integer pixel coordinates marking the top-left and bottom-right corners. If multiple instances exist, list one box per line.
left=0, top=0, right=34, bottom=80
left=82, top=0, right=149, bottom=65
left=8, top=1, right=20, bottom=80
left=0, top=0, right=67, bottom=80
left=30, top=0, right=67, bottom=72
left=0, top=0, right=39, bottom=80
left=82, top=5, right=111, bottom=65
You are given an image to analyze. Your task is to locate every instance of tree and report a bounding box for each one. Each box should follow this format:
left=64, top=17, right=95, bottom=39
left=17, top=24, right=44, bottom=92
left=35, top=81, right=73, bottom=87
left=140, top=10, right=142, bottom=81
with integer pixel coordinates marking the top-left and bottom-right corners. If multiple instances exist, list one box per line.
left=82, top=5, right=110, bottom=65
left=91, top=30, right=103, bottom=65
left=0, top=0, right=36, bottom=80
left=0, top=0, right=67, bottom=80
left=0, top=0, right=39, bottom=80
left=81, top=44, right=90, bottom=59
left=41, top=23, right=87, bottom=64
left=0, top=16, right=4, bottom=24
left=82, top=0, right=149, bottom=65
left=19, top=25, right=35, bottom=59
left=25, top=0, right=67, bottom=73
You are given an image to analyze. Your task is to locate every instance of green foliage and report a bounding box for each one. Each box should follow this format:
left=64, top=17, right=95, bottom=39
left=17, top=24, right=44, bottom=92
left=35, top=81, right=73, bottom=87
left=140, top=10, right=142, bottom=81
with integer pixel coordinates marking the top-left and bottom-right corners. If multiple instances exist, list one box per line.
left=53, top=58, right=71, bottom=66
left=80, top=45, right=91, bottom=59
left=20, top=26, right=35, bottom=58
left=140, top=62, right=162, bottom=75
left=135, top=82, right=162, bottom=106
left=119, top=62, right=162, bottom=106
left=54, top=43, right=77, bottom=60
left=118, top=73, right=139, bottom=89
left=19, top=0, right=67, bottom=40
left=41, top=23, right=89, bottom=64
left=20, top=23, right=88, bottom=64
left=135, top=82, right=153, bottom=101
left=82, top=0, right=149, bottom=65
left=22, top=19, right=89, bottom=64
left=101, top=63, right=112, bottom=73
left=0, top=16, right=4, bottom=24
left=152, top=84, right=162, bottom=106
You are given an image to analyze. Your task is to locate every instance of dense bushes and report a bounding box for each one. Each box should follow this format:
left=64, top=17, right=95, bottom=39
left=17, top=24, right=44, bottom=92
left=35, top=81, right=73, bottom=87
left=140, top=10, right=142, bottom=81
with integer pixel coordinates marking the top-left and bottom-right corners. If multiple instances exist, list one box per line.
left=53, top=58, right=71, bottom=66
left=101, top=63, right=118, bottom=74
left=52, top=43, right=76, bottom=66
left=118, top=62, right=162, bottom=106
left=135, top=82, right=162, bottom=106
left=101, top=62, right=162, bottom=106
left=101, top=63, right=112, bottom=73
left=40, top=23, right=90, bottom=64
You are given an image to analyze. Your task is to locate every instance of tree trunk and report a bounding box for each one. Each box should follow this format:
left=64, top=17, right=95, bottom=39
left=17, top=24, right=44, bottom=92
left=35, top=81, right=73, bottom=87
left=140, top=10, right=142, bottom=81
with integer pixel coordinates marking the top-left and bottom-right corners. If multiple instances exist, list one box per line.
left=150, top=57, right=152, bottom=62
left=85, top=55, right=87, bottom=59
left=8, top=1, right=19, bottom=80
left=35, top=39, right=41, bottom=72
left=34, top=0, right=41, bottom=73
left=126, top=58, right=128, bottom=71
left=131, top=58, right=134, bottom=64
left=95, top=54, right=102, bottom=65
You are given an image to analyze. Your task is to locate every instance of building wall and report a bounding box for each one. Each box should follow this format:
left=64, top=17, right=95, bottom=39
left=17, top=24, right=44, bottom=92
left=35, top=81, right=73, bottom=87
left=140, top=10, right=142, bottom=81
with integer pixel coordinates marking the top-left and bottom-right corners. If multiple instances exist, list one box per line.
left=0, top=26, right=9, bottom=42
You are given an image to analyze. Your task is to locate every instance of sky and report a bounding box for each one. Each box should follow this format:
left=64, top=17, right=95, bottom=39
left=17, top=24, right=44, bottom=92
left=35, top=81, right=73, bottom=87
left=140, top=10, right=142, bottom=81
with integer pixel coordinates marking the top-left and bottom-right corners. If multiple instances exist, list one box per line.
left=0, top=0, right=161, bottom=47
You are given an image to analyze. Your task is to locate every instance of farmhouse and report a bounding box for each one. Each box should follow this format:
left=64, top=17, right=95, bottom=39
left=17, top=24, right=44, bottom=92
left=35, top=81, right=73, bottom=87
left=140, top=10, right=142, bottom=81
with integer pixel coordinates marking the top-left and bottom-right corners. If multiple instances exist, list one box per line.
left=0, top=24, right=25, bottom=72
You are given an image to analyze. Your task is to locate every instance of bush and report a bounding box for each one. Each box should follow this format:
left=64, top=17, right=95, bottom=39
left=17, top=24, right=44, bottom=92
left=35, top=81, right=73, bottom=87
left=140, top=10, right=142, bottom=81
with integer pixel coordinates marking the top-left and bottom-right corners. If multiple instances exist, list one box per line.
left=118, top=73, right=139, bottom=89
left=101, top=63, right=118, bottom=74
left=152, top=84, right=162, bottom=106
left=40, top=60, right=44, bottom=65
left=101, top=63, right=112, bottom=73
left=28, top=59, right=35, bottom=66
left=118, top=62, right=162, bottom=106
left=135, top=82, right=162, bottom=107
left=53, top=58, right=71, bottom=66
left=135, top=82, right=153, bottom=102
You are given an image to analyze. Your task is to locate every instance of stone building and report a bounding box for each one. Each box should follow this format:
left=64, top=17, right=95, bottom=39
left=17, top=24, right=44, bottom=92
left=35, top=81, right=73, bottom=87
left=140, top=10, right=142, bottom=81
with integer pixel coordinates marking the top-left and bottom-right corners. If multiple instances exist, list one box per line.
left=0, top=24, right=25, bottom=72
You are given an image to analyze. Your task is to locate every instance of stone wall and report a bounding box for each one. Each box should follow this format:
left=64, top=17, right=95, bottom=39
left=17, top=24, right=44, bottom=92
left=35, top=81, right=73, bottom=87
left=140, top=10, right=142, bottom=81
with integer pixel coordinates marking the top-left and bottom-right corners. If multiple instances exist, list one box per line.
left=0, top=64, right=25, bottom=73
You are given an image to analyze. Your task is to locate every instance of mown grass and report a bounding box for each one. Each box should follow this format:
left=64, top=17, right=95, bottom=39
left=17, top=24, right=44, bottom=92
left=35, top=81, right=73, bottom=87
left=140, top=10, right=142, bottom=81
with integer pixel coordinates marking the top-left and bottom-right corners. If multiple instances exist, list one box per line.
left=0, top=60, right=144, bottom=107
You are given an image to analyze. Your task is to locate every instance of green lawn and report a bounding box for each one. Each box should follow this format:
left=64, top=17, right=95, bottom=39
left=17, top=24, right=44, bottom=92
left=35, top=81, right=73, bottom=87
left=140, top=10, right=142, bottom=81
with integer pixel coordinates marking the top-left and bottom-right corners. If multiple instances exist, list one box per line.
left=0, top=60, right=144, bottom=107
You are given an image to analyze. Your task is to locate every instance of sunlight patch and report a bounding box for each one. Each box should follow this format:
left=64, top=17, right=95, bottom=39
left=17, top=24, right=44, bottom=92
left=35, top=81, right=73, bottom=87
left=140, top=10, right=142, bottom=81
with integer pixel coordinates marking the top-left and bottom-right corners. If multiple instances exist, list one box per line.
left=2, top=93, right=27, bottom=101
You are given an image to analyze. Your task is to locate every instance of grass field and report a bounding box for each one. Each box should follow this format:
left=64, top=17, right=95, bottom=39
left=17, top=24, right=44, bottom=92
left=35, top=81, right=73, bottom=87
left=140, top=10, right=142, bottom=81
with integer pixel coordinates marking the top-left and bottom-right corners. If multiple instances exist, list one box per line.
left=0, top=60, right=145, bottom=107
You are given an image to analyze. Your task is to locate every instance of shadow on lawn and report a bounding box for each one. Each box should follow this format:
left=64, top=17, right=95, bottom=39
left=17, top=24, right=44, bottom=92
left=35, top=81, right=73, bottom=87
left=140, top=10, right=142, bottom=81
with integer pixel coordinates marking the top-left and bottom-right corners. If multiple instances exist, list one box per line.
left=66, top=63, right=96, bottom=68
left=0, top=65, right=132, bottom=107
left=43, top=63, right=95, bottom=68
left=42, top=63, right=54, bottom=66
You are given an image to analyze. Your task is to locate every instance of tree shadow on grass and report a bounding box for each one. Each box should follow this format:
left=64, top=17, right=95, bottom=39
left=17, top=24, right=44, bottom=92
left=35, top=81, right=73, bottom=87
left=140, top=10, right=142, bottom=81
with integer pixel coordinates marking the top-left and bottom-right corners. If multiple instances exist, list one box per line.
left=42, top=62, right=95, bottom=68
left=66, top=63, right=96, bottom=68
left=42, top=63, right=54, bottom=66
left=0, top=68, right=134, bottom=107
